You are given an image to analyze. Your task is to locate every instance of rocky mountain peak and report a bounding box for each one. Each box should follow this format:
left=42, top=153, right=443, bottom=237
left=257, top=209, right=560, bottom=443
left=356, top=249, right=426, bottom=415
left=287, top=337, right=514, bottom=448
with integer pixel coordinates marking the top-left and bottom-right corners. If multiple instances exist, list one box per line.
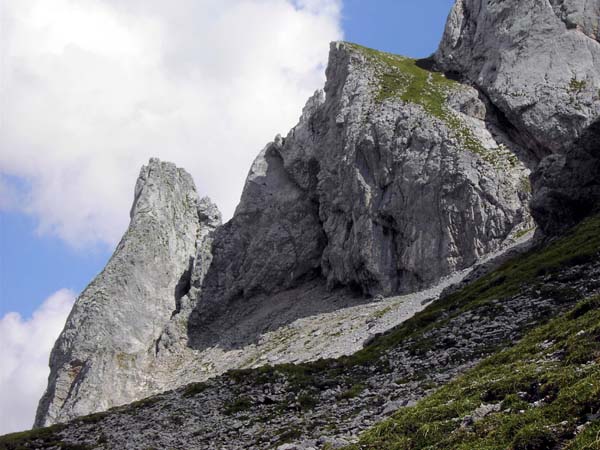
left=186, top=39, right=533, bottom=349
left=435, top=0, right=600, bottom=155
left=34, top=158, right=220, bottom=427
left=38, top=0, right=600, bottom=428
left=197, top=196, right=222, bottom=229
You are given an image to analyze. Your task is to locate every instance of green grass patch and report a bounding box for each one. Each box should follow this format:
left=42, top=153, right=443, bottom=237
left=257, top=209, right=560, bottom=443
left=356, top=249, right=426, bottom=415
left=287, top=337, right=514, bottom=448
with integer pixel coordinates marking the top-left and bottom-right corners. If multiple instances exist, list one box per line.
left=276, top=427, right=302, bottom=445
left=566, top=420, right=600, bottom=449
left=128, top=396, right=160, bottom=410
left=514, top=226, right=535, bottom=240
left=223, top=396, right=253, bottom=415
left=72, top=410, right=110, bottom=425
left=0, top=424, right=92, bottom=450
left=372, top=305, right=393, bottom=320
left=298, top=392, right=319, bottom=410
left=182, top=382, right=209, bottom=398
left=346, top=43, right=519, bottom=166
left=338, top=383, right=366, bottom=400
left=569, top=77, right=587, bottom=93
left=344, top=295, right=600, bottom=449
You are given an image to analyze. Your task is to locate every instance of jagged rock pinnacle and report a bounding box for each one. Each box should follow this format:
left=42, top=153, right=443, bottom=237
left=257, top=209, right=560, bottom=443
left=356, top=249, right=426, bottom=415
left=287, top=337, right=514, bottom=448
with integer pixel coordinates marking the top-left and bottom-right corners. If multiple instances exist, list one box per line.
left=35, top=158, right=221, bottom=427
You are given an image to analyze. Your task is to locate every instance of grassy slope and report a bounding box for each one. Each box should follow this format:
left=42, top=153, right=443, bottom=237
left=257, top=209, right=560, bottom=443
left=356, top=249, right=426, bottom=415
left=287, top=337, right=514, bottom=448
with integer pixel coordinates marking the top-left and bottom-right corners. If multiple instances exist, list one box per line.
left=346, top=295, right=600, bottom=450
left=1, top=216, right=599, bottom=449
left=335, top=213, right=600, bottom=369
left=222, top=215, right=600, bottom=397
left=338, top=216, right=600, bottom=449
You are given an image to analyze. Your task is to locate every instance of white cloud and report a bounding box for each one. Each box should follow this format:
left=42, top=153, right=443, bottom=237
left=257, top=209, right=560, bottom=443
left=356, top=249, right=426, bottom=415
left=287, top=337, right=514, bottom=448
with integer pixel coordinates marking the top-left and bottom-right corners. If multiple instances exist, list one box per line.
left=0, top=0, right=342, bottom=248
left=0, top=289, right=75, bottom=434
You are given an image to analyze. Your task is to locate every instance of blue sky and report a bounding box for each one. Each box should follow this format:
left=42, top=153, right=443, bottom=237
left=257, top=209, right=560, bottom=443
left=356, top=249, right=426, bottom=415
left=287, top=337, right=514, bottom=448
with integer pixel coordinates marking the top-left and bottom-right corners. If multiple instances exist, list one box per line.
left=342, top=0, right=453, bottom=56
left=0, top=0, right=453, bottom=320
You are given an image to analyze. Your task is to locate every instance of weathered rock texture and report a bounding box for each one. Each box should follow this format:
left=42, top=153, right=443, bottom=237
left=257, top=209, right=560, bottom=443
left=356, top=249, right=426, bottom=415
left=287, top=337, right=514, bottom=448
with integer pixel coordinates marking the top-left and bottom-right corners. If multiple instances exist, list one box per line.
left=31, top=0, right=600, bottom=434
left=35, top=159, right=221, bottom=427
left=189, top=42, right=532, bottom=348
left=435, top=0, right=600, bottom=233
left=531, top=119, right=600, bottom=233
left=19, top=228, right=600, bottom=449
left=36, top=39, right=535, bottom=426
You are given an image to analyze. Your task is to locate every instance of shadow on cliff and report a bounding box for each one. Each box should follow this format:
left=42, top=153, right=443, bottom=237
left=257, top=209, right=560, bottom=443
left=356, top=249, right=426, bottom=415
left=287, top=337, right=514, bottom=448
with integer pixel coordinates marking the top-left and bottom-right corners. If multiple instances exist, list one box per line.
left=185, top=277, right=371, bottom=352
left=531, top=117, right=600, bottom=234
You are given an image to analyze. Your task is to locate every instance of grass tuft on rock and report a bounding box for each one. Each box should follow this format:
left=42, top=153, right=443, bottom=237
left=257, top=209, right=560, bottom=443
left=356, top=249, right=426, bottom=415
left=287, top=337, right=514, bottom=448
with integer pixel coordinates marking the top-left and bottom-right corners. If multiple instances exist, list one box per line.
left=346, top=43, right=522, bottom=168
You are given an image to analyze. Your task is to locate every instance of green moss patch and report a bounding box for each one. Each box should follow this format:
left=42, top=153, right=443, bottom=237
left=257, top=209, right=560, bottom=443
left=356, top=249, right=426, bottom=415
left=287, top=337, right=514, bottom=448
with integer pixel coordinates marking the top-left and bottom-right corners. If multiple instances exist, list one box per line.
left=223, top=396, right=254, bottom=415
left=182, top=382, right=209, bottom=398
left=569, top=78, right=587, bottom=93
left=347, top=43, right=514, bottom=165
left=338, top=383, right=366, bottom=400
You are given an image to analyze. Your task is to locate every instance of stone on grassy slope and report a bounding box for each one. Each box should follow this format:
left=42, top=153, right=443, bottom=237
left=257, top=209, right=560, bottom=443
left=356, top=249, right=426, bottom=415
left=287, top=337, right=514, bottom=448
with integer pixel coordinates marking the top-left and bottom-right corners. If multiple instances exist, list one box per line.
left=35, top=159, right=220, bottom=427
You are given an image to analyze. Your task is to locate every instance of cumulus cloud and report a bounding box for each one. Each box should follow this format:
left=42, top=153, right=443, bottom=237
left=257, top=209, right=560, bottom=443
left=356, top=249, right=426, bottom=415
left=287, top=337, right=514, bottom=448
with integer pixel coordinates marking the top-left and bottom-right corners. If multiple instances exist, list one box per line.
left=0, top=0, right=342, bottom=248
left=0, top=289, right=75, bottom=434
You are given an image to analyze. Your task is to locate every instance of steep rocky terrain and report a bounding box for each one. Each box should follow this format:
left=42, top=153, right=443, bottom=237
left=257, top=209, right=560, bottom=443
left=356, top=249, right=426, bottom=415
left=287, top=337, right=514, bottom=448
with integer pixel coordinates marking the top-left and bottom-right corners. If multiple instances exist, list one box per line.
left=3, top=214, right=599, bottom=449
left=5, top=0, right=599, bottom=448
left=188, top=40, right=533, bottom=350
left=35, top=32, right=535, bottom=428
left=34, top=159, right=222, bottom=427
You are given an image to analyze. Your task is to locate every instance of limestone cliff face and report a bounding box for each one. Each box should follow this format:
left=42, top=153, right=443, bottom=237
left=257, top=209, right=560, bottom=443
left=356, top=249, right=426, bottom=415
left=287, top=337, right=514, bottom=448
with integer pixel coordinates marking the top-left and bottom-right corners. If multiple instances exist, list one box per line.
left=35, top=42, right=533, bottom=426
left=36, top=5, right=572, bottom=427
left=435, top=0, right=600, bottom=233
left=190, top=42, right=532, bottom=344
left=34, top=159, right=221, bottom=427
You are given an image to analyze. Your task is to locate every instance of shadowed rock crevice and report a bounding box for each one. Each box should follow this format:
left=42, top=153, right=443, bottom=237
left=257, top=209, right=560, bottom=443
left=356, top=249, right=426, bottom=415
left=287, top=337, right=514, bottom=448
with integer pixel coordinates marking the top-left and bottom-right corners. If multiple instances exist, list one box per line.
left=173, top=256, right=194, bottom=311
left=531, top=118, right=600, bottom=234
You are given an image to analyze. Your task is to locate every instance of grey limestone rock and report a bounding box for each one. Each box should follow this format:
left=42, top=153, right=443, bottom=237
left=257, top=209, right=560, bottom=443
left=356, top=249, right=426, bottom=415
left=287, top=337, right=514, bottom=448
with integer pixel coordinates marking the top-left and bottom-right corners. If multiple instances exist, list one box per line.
left=435, top=0, right=600, bottom=155
left=37, top=16, right=540, bottom=427
left=35, top=159, right=221, bottom=427
left=190, top=41, right=532, bottom=344
left=549, top=0, right=600, bottom=41
left=435, top=0, right=600, bottom=233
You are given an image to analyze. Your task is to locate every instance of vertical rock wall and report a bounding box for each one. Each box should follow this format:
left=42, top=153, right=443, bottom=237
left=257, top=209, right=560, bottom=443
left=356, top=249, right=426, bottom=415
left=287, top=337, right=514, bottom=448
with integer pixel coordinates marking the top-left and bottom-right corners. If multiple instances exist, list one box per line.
left=435, top=0, right=600, bottom=233
left=35, top=159, right=220, bottom=427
